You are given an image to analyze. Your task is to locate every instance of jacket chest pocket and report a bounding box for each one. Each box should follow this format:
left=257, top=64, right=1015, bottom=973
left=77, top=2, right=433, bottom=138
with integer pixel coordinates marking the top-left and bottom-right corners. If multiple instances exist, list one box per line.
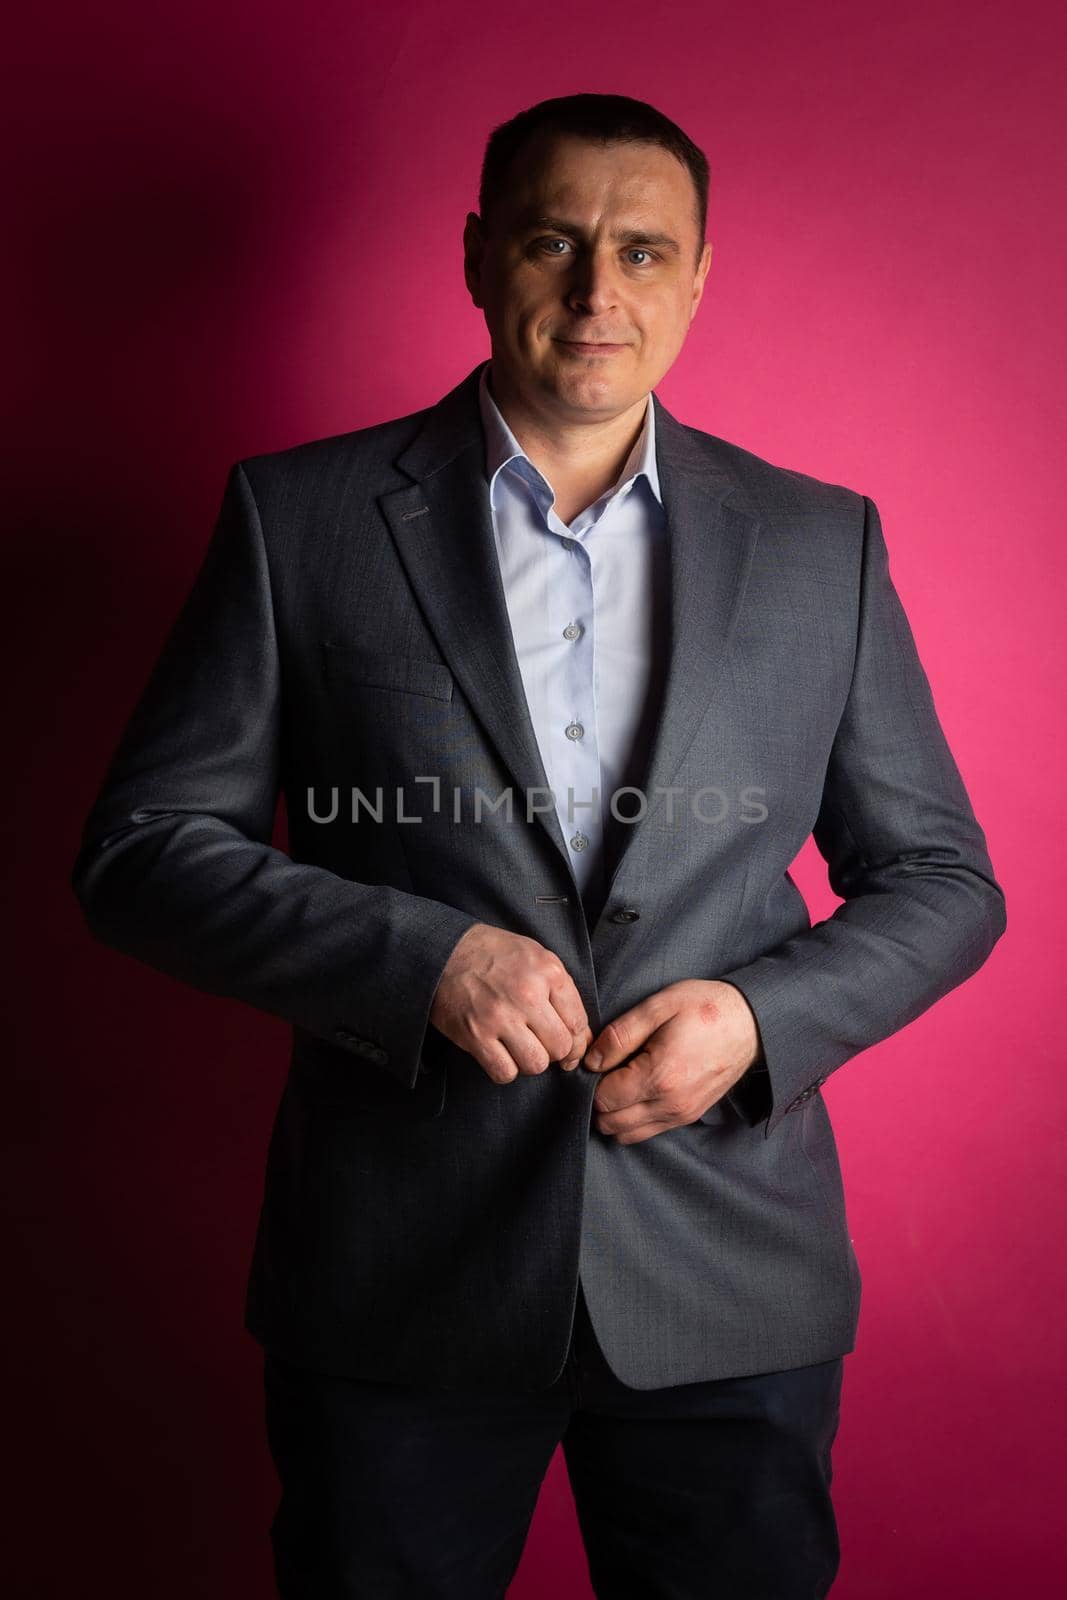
left=322, top=642, right=455, bottom=702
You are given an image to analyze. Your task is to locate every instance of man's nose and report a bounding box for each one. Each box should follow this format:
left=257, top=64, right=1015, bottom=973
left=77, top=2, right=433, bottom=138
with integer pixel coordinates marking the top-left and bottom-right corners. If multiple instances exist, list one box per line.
left=564, top=252, right=622, bottom=316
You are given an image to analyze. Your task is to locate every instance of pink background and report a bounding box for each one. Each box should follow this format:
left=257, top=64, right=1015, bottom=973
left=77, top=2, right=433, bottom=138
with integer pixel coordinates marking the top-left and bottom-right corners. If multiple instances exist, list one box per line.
left=8, top=0, right=1063, bottom=1594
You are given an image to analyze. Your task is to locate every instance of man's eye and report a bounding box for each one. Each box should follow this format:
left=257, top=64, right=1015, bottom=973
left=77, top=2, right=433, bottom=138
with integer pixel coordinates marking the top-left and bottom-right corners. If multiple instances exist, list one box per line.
left=533, top=238, right=658, bottom=266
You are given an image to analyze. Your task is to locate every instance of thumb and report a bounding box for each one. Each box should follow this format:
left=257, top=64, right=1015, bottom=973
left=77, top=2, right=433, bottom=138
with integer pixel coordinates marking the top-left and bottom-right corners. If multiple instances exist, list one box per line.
left=584, top=998, right=662, bottom=1071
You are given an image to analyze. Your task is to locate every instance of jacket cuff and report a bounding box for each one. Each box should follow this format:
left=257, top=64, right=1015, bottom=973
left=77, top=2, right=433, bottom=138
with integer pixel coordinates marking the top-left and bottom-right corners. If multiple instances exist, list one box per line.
left=331, top=903, right=481, bottom=1090
left=716, top=968, right=831, bottom=1138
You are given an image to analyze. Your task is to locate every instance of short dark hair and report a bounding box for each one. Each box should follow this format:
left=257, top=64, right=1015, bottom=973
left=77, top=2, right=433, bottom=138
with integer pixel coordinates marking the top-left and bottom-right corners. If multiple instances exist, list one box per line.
left=478, top=93, right=710, bottom=265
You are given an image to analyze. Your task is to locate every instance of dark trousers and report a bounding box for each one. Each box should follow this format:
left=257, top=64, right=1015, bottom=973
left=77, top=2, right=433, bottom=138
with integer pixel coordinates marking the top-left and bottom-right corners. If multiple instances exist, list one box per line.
left=263, top=1282, right=844, bottom=1599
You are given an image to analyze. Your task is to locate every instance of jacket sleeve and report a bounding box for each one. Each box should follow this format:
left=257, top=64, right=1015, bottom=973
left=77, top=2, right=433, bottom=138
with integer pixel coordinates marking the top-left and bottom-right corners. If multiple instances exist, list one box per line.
left=718, top=493, right=1007, bottom=1138
left=69, top=460, right=480, bottom=1089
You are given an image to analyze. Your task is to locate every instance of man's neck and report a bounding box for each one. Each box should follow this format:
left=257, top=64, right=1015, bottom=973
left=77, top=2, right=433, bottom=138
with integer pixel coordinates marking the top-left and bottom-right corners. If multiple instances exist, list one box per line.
left=488, top=362, right=649, bottom=510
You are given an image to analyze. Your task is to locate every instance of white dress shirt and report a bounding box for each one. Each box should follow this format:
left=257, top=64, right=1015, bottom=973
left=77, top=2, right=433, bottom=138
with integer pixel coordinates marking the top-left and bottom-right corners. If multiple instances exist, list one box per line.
left=477, top=361, right=670, bottom=915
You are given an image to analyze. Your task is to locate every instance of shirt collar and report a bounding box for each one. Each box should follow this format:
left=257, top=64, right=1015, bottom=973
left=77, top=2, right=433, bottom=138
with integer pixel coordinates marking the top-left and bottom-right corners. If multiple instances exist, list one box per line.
left=477, top=360, right=662, bottom=509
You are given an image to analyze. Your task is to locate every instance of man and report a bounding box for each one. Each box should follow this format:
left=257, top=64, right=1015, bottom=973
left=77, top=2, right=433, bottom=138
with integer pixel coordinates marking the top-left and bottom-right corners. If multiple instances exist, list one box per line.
left=71, top=93, right=1006, bottom=1598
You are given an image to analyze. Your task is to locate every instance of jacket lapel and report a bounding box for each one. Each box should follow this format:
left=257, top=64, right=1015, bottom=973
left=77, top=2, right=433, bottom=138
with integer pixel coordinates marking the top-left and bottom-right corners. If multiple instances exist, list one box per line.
left=379, top=367, right=571, bottom=868
left=600, top=411, right=761, bottom=902
left=378, top=361, right=761, bottom=900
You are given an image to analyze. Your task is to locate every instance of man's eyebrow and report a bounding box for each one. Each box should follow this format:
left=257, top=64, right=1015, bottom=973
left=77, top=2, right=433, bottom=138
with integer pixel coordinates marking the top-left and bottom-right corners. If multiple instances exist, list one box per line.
left=519, top=214, right=682, bottom=256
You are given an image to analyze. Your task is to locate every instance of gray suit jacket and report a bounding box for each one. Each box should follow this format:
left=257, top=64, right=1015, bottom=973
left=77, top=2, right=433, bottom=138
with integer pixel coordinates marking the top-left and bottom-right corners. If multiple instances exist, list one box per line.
left=71, top=359, right=1006, bottom=1390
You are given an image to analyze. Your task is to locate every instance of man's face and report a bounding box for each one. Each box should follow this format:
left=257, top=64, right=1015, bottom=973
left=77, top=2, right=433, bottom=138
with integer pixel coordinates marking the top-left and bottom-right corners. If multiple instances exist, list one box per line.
left=464, top=133, right=712, bottom=422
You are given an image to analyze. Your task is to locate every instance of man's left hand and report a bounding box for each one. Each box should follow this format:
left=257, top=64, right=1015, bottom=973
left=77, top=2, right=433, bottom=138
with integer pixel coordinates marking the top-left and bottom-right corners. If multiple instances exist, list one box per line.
left=583, top=980, right=763, bottom=1144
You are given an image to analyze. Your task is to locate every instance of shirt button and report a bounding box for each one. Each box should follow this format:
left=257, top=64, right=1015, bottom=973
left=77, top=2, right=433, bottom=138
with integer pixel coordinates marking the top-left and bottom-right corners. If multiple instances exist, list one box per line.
left=563, top=622, right=582, bottom=641
left=565, top=722, right=584, bottom=740
left=570, top=833, right=589, bottom=851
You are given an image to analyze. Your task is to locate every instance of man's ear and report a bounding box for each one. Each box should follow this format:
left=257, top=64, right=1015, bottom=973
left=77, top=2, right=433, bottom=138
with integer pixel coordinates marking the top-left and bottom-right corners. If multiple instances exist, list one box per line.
left=687, top=240, right=713, bottom=324
left=463, top=212, right=486, bottom=308
left=689, top=240, right=713, bottom=324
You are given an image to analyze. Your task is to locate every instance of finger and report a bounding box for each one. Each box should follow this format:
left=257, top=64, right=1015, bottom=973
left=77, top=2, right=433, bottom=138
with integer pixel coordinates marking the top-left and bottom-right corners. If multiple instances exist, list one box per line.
left=591, top=1057, right=657, bottom=1119
left=546, top=980, right=592, bottom=1071
left=496, top=1023, right=553, bottom=1078
left=472, top=1038, right=525, bottom=1085
left=554, top=1020, right=594, bottom=1071
left=591, top=1052, right=656, bottom=1111
left=585, top=1000, right=662, bottom=1071
left=564, top=1023, right=595, bottom=1071
left=546, top=967, right=588, bottom=1024
left=592, top=1099, right=674, bottom=1142
left=611, top=1122, right=668, bottom=1146
left=527, top=1003, right=583, bottom=1070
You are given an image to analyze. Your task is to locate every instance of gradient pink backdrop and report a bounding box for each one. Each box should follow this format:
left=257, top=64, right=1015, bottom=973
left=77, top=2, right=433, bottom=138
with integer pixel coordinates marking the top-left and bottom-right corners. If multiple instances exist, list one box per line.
left=7, top=0, right=1063, bottom=1594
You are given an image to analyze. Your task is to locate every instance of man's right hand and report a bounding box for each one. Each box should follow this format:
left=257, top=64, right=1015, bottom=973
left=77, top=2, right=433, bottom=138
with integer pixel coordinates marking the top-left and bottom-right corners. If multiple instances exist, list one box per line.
left=428, top=923, right=593, bottom=1085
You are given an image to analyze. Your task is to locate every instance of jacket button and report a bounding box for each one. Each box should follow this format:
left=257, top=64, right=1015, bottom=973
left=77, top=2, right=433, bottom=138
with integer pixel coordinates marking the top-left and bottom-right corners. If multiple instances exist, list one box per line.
left=610, top=909, right=640, bottom=924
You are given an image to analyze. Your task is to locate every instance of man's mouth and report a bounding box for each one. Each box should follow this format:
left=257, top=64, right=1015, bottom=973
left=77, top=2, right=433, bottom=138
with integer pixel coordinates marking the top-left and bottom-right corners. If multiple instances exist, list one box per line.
left=556, top=340, right=629, bottom=355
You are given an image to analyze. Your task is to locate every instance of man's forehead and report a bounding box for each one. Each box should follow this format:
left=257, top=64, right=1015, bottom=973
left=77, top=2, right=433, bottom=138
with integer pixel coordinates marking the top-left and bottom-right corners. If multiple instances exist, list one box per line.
left=504, top=159, right=688, bottom=227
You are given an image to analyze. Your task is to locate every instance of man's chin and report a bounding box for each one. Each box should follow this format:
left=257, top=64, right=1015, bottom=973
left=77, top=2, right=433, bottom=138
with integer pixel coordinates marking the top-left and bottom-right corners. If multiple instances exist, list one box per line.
left=538, top=353, right=627, bottom=391
left=548, top=376, right=635, bottom=416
